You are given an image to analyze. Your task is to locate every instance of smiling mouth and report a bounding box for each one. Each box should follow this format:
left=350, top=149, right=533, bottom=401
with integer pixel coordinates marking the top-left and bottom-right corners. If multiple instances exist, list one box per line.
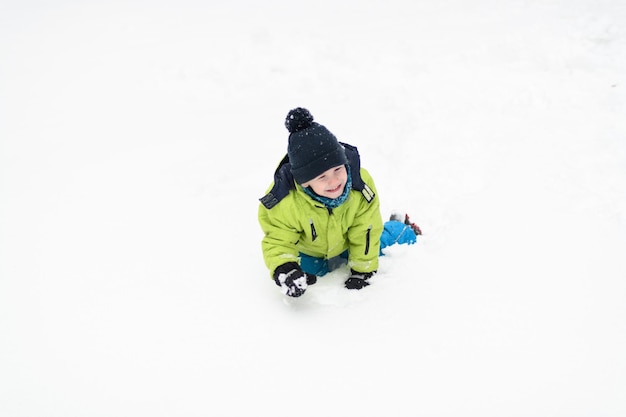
left=328, top=184, right=342, bottom=193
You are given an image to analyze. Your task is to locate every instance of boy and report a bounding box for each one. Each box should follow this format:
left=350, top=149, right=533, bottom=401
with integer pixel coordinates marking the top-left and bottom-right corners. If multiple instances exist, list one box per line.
left=258, top=107, right=419, bottom=297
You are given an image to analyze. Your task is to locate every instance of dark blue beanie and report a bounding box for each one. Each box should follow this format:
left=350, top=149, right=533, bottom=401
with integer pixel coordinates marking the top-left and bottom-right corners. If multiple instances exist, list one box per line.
left=285, top=107, right=348, bottom=184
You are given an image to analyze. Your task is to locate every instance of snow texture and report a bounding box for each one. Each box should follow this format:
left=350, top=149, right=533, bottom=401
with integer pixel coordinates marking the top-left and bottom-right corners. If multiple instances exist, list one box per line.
left=1, top=1, right=625, bottom=416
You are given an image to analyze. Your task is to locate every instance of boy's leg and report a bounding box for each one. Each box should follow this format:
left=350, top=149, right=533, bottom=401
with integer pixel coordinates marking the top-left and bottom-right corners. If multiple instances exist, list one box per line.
left=380, top=219, right=418, bottom=250
left=299, top=250, right=349, bottom=276
left=299, top=253, right=329, bottom=276
left=327, top=250, right=349, bottom=272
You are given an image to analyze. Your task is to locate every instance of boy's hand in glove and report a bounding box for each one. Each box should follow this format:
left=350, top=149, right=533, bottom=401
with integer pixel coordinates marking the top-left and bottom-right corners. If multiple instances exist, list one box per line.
left=273, top=262, right=317, bottom=297
left=345, top=270, right=376, bottom=290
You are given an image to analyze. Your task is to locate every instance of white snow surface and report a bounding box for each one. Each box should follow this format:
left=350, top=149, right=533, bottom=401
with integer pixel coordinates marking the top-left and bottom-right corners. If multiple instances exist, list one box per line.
left=1, top=1, right=626, bottom=416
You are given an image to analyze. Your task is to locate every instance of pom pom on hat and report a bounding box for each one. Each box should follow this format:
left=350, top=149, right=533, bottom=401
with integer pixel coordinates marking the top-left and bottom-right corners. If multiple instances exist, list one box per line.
left=285, top=107, right=348, bottom=184
left=285, top=107, right=314, bottom=133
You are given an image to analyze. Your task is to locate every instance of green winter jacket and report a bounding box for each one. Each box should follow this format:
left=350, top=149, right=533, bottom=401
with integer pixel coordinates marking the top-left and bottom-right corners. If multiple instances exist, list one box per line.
left=258, top=143, right=383, bottom=278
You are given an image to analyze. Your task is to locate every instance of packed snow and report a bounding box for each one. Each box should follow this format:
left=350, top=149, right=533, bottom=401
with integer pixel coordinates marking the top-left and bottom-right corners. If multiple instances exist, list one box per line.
left=1, top=1, right=625, bottom=416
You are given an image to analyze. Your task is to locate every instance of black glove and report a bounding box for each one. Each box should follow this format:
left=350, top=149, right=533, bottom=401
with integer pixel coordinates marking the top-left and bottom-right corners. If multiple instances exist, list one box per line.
left=344, top=270, right=375, bottom=290
left=273, top=262, right=317, bottom=297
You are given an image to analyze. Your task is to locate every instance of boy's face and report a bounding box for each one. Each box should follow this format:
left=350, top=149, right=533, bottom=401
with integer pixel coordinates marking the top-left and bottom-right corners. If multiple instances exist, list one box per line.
left=301, top=165, right=348, bottom=199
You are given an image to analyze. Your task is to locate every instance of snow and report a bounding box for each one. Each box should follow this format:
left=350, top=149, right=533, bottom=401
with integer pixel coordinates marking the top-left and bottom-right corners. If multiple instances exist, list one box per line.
left=1, top=0, right=625, bottom=416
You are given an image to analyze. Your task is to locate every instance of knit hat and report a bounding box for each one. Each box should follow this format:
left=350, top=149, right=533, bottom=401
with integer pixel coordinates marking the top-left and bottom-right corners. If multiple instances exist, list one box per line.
left=285, top=107, right=348, bottom=184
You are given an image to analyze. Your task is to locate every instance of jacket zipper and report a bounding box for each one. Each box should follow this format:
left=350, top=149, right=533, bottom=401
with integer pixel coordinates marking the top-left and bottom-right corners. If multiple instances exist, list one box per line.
left=364, top=225, right=372, bottom=255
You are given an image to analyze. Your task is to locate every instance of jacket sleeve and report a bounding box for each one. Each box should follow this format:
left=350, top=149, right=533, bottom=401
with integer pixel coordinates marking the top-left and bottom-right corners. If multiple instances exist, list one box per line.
left=258, top=198, right=301, bottom=278
left=346, top=168, right=383, bottom=273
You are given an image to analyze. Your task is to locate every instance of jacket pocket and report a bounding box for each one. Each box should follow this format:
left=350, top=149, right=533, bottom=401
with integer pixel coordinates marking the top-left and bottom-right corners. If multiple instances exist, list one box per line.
left=364, top=225, right=372, bottom=255
left=310, top=219, right=318, bottom=242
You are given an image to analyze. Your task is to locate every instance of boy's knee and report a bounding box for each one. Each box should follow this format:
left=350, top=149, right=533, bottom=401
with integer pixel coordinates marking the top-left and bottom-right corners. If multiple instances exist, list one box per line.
left=299, top=254, right=329, bottom=276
